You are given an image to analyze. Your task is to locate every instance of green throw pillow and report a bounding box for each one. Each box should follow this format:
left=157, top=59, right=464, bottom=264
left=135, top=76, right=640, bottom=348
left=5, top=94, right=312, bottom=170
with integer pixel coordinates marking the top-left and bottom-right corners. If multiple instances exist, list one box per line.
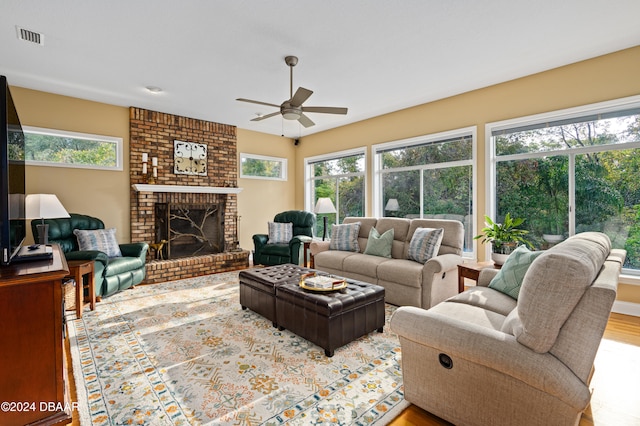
left=489, top=245, right=543, bottom=300
left=363, top=227, right=394, bottom=258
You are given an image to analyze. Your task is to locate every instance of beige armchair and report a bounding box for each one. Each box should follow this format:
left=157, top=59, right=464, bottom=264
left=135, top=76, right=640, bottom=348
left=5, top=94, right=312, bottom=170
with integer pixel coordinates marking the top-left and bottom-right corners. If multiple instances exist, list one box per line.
left=390, top=232, right=626, bottom=426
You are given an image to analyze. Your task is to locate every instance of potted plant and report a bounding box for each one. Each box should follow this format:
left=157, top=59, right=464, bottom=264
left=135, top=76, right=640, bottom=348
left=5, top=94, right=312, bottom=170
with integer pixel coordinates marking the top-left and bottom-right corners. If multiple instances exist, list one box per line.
left=474, top=213, right=532, bottom=265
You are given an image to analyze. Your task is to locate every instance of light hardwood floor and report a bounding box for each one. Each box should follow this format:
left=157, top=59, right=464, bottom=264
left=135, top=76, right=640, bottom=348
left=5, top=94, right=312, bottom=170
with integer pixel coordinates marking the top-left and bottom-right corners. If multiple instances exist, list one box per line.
left=64, top=313, right=640, bottom=426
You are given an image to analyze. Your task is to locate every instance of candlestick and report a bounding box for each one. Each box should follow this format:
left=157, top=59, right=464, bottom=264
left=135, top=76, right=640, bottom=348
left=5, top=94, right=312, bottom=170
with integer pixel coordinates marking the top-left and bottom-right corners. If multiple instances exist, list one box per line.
left=142, top=163, right=147, bottom=175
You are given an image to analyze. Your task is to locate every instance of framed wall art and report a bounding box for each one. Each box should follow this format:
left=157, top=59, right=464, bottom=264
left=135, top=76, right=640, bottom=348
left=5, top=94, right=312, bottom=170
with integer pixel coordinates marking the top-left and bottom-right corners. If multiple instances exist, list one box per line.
left=174, top=140, right=207, bottom=176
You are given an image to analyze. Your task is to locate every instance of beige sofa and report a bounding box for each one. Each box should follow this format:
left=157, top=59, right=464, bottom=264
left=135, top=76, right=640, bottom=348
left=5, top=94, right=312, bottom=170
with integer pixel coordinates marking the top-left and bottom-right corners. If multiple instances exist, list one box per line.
left=390, top=232, right=626, bottom=426
left=311, top=217, right=465, bottom=308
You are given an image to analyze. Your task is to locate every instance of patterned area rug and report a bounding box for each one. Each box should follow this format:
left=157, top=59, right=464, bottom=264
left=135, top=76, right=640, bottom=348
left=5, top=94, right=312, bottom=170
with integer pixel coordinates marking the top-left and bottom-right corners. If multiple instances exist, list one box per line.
left=67, top=271, right=408, bottom=425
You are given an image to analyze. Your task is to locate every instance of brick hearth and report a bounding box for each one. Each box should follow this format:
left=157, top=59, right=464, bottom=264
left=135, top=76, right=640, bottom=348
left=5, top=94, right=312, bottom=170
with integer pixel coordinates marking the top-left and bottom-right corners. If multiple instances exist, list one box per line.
left=129, top=107, right=249, bottom=282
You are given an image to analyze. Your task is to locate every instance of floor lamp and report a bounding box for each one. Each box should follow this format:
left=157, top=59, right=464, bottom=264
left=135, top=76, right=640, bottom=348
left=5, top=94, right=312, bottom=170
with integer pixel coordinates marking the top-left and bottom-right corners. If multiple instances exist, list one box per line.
left=314, top=197, right=337, bottom=241
left=385, top=198, right=400, bottom=217
left=25, top=194, right=70, bottom=245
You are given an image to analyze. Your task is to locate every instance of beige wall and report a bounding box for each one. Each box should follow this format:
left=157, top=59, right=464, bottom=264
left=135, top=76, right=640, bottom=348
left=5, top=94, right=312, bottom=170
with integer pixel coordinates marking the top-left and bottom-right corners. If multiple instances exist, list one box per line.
left=237, top=129, right=296, bottom=249
left=12, top=88, right=131, bottom=244
left=294, top=45, right=640, bottom=302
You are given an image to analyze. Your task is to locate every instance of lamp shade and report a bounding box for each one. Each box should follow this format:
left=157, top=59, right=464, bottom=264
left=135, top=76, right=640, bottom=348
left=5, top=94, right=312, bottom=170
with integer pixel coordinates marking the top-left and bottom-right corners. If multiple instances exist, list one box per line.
left=385, top=198, right=400, bottom=211
left=25, top=194, right=70, bottom=220
left=314, top=197, right=337, bottom=214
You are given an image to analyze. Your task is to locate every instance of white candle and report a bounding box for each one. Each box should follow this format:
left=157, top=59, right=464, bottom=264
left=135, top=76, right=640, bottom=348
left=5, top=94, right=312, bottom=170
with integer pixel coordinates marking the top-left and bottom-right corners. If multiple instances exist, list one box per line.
left=142, top=153, right=148, bottom=163
left=153, top=167, right=157, bottom=178
left=151, top=157, right=158, bottom=166
left=142, top=163, right=147, bottom=174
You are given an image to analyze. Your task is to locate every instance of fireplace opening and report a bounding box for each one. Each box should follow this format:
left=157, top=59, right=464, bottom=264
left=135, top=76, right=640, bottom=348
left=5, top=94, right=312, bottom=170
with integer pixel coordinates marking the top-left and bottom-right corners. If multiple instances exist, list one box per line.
left=155, top=203, right=224, bottom=259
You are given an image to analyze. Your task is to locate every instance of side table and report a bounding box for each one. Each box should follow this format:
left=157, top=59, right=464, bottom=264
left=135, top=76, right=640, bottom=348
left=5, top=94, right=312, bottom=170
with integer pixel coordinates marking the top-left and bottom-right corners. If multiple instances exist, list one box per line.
left=457, top=261, right=498, bottom=293
left=65, top=259, right=96, bottom=318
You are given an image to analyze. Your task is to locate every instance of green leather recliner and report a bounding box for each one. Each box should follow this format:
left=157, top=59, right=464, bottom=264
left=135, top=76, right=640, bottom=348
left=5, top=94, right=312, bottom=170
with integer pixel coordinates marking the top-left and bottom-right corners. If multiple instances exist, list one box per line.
left=253, top=210, right=316, bottom=266
left=31, top=213, right=148, bottom=298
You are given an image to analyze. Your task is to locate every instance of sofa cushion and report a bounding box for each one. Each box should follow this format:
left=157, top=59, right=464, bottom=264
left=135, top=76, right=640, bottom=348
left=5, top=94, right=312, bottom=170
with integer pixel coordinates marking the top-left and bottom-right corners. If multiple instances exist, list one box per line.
left=407, top=227, right=444, bottom=264
left=73, top=228, right=122, bottom=258
left=514, top=232, right=611, bottom=353
left=314, top=249, right=358, bottom=271
left=489, top=245, right=543, bottom=300
left=268, top=221, right=293, bottom=244
left=330, top=222, right=361, bottom=252
left=343, top=253, right=390, bottom=278
left=448, top=286, right=517, bottom=317
left=363, top=227, right=394, bottom=258
left=377, top=258, right=424, bottom=289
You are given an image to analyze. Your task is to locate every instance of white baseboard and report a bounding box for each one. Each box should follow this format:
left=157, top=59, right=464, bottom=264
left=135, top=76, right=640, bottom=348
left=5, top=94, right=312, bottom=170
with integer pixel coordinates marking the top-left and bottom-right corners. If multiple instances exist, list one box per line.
left=612, top=300, right=640, bottom=317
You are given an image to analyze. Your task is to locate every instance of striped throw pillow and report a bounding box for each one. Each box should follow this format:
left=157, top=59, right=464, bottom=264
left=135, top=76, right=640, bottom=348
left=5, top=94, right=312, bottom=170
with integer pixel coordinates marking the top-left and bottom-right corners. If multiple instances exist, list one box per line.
left=73, top=228, right=122, bottom=258
left=407, top=227, right=444, bottom=264
left=329, top=222, right=361, bottom=252
left=268, top=221, right=293, bottom=244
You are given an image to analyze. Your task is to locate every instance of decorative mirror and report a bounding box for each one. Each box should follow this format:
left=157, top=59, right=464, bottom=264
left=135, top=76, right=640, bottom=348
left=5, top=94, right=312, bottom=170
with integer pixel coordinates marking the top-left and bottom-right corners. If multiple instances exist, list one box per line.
left=174, top=140, right=207, bottom=176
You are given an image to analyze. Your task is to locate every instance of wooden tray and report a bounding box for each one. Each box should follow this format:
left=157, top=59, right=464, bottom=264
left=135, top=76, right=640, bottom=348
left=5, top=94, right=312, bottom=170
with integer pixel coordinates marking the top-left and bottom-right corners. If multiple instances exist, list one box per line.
left=299, top=272, right=347, bottom=292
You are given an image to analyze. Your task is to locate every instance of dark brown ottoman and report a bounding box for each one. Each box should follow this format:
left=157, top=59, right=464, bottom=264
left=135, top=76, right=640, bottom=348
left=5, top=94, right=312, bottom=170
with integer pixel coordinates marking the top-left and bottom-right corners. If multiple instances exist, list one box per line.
left=239, top=264, right=314, bottom=327
left=275, top=279, right=385, bottom=357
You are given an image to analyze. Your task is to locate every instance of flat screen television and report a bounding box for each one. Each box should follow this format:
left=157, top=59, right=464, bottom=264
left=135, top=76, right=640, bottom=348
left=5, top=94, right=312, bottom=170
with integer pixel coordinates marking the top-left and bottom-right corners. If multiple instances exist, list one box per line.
left=0, top=76, right=26, bottom=265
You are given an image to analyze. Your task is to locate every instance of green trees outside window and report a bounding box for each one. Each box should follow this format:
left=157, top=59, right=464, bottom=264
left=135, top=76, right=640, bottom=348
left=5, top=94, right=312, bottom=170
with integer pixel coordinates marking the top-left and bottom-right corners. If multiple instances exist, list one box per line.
left=493, top=109, right=640, bottom=272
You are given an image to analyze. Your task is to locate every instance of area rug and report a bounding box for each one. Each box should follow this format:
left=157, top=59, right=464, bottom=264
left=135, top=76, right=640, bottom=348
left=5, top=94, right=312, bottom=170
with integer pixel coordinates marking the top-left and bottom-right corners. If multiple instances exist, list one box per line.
left=67, top=271, right=408, bottom=425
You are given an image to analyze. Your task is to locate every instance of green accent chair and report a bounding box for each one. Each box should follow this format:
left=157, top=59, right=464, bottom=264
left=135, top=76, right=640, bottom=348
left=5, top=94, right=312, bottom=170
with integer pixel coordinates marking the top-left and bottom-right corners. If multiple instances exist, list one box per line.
left=31, top=213, right=148, bottom=298
left=253, top=210, right=316, bottom=266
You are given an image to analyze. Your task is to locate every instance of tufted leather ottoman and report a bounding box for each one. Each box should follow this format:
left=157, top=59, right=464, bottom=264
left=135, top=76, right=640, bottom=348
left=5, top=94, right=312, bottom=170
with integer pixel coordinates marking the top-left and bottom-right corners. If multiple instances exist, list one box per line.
left=239, top=264, right=314, bottom=327
left=275, top=279, right=385, bottom=357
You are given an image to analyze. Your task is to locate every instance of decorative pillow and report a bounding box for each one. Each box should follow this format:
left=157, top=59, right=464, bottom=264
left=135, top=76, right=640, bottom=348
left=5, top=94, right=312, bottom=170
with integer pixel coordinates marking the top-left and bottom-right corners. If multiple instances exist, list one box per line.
left=407, top=227, right=444, bottom=264
left=73, top=228, right=122, bottom=258
left=268, top=221, right=293, bottom=244
left=363, top=227, right=394, bottom=258
left=489, top=245, right=543, bottom=300
left=329, top=222, right=361, bottom=252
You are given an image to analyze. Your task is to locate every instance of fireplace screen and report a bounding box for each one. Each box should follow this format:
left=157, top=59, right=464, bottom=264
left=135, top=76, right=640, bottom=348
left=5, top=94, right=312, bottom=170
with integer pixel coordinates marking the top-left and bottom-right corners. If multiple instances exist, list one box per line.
left=155, top=203, right=224, bottom=259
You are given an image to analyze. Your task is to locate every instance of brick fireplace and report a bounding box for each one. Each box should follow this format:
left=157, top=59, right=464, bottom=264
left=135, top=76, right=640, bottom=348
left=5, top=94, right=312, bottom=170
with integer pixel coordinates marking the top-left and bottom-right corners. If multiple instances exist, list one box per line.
left=129, top=107, right=249, bottom=284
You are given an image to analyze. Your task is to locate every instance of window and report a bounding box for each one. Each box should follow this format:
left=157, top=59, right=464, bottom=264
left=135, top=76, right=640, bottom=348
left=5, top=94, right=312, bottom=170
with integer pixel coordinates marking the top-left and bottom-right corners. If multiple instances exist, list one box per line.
left=240, top=153, right=287, bottom=180
left=373, top=128, right=476, bottom=256
left=305, top=148, right=366, bottom=236
left=23, top=126, right=122, bottom=170
left=487, top=95, right=640, bottom=275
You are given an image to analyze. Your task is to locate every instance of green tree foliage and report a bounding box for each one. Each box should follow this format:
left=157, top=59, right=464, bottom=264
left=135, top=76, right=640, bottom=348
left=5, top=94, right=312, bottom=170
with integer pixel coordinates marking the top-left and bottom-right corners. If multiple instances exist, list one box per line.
left=25, top=133, right=116, bottom=167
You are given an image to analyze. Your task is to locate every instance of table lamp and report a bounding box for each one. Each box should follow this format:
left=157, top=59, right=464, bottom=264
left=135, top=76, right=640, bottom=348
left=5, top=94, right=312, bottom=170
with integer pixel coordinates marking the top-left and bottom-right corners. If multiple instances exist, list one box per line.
left=25, top=194, right=70, bottom=245
left=314, top=197, right=337, bottom=241
left=385, top=198, right=400, bottom=217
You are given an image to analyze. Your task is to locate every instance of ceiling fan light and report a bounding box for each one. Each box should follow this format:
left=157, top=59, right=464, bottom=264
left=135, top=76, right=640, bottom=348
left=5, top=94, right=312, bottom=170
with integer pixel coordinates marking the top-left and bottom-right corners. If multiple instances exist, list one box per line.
left=282, top=109, right=300, bottom=120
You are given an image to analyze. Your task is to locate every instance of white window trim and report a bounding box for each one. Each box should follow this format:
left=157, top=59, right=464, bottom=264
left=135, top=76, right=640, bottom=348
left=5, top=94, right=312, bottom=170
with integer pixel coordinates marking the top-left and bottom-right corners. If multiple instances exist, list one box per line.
left=304, top=147, right=367, bottom=213
left=23, top=125, right=123, bottom=171
left=372, top=126, right=478, bottom=258
left=485, top=94, right=640, bottom=282
left=239, top=152, right=288, bottom=181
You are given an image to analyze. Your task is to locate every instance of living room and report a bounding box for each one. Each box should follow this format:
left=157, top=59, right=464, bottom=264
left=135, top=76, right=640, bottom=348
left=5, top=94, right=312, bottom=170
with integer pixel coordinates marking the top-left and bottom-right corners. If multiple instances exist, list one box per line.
left=2, top=2, right=640, bottom=425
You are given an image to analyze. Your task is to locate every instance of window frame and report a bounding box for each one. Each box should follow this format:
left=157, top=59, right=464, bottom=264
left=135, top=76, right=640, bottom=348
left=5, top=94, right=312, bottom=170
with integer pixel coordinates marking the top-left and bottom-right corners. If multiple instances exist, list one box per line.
left=23, top=125, right=123, bottom=171
left=486, top=94, right=640, bottom=277
left=304, top=146, right=367, bottom=218
left=239, top=152, right=288, bottom=181
left=372, top=126, right=478, bottom=258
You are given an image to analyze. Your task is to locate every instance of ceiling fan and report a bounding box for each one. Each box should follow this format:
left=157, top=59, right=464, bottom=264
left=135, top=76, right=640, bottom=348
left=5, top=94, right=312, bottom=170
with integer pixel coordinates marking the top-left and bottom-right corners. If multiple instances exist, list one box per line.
left=236, top=56, right=348, bottom=128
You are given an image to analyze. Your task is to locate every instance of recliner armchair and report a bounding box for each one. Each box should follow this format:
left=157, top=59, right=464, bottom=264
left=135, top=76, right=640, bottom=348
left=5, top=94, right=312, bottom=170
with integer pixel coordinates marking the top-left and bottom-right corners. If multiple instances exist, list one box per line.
left=390, top=232, right=626, bottom=426
left=253, top=210, right=316, bottom=266
left=32, top=213, right=148, bottom=298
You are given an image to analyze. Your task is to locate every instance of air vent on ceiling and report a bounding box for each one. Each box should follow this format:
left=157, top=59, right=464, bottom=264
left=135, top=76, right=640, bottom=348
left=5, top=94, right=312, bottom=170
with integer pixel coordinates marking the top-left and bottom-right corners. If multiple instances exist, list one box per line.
left=16, top=26, right=44, bottom=45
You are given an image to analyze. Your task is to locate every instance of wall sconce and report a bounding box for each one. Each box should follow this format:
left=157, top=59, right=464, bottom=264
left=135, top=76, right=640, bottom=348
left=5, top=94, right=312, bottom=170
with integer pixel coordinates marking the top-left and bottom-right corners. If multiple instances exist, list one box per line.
left=141, top=153, right=158, bottom=184
left=142, top=153, right=148, bottom=182
left=150, top=156, right=158, bottom=184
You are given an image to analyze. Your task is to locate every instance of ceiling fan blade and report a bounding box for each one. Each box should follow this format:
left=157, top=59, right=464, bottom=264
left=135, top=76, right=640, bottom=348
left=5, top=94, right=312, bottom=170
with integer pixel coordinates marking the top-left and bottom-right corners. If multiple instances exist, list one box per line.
left=250, top=111, right=281, bottom=122
left=302, top=106, right=348, bottom=115
left=290, top=87, right=313, bottom=107
left=236, top=98, right=280, bottom=108
left=298, top=113, right=315, bottom=128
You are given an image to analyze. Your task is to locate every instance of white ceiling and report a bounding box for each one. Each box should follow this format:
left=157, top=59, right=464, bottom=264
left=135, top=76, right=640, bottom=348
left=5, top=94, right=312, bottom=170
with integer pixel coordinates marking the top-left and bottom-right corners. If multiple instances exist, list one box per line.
left=2, top=1, right=640, bottom=139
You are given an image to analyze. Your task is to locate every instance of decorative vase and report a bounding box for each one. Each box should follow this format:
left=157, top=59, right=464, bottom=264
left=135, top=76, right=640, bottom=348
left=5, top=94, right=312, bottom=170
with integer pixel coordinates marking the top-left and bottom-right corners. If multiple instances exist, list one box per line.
left=543, top=234, right=565, bottom=244
left=491, top=252, right=510, bottom=266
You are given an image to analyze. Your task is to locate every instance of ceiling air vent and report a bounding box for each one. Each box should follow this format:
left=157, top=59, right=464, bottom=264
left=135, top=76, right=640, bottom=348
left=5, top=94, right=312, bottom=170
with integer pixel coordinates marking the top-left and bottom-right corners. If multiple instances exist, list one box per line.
left=16, top=26, right=44, bottom=45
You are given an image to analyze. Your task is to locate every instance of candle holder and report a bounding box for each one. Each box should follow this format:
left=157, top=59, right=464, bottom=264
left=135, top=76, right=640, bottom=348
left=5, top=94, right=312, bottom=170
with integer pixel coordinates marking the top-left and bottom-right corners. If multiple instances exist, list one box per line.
left=141, top=153, right=149, bottom=183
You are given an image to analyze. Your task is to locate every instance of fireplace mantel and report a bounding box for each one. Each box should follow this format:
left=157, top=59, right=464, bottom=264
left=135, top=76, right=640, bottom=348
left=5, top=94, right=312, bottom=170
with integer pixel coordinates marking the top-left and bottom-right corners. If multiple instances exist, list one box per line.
left=132, top=184, right=243, bottom=194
